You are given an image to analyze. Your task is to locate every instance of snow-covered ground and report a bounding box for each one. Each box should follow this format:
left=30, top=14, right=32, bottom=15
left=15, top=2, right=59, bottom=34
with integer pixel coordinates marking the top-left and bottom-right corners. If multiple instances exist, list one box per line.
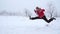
left=0, top=16, right=60, bottom=34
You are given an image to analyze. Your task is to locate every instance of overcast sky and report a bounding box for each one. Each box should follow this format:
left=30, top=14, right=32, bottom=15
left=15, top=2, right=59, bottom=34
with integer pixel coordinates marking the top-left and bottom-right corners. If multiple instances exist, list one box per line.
left=0, top=0, right=60, bottom=13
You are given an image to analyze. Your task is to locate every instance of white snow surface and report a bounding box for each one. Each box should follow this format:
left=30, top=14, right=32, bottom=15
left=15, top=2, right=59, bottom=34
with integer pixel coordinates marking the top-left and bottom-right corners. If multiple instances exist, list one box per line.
left=0, top=16, right=60, bottom=34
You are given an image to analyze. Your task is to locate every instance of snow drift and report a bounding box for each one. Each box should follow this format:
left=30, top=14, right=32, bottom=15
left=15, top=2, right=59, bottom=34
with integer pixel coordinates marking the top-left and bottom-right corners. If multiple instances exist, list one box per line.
left=0, top=16, right=60, bottom=34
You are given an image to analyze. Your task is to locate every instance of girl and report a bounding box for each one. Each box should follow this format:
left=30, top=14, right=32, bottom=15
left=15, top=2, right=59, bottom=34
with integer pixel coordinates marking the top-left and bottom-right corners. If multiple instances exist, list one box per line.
left=29, top=7, right=56, bottom=23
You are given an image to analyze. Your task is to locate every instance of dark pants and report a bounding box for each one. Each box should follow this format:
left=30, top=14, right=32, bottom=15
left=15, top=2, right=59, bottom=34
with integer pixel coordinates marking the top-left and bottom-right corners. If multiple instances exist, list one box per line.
left=30, top=16, right=54, bottom=23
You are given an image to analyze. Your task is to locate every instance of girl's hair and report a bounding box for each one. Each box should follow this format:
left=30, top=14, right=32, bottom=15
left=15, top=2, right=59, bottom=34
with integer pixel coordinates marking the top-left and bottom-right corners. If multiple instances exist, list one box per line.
left=36, top=7, right=39, bottom=9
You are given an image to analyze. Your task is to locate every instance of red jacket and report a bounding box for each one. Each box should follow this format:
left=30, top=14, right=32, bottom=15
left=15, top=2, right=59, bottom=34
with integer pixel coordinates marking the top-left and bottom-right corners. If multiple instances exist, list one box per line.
left=34, top=9, right=45, bottom=18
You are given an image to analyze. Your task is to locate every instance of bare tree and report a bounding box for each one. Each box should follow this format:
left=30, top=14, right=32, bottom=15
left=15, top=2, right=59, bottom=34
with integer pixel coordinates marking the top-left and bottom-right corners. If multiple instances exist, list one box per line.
left=24, top=8, right=32, bottom=17
left=47, top=2, right=57, bottom=18
left=24, top=9, right=28, bottom=17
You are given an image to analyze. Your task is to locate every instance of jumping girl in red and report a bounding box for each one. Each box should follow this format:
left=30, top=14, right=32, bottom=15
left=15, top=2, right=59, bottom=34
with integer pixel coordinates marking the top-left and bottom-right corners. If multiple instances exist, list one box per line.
left=30, top=7, right=56, bottom=23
